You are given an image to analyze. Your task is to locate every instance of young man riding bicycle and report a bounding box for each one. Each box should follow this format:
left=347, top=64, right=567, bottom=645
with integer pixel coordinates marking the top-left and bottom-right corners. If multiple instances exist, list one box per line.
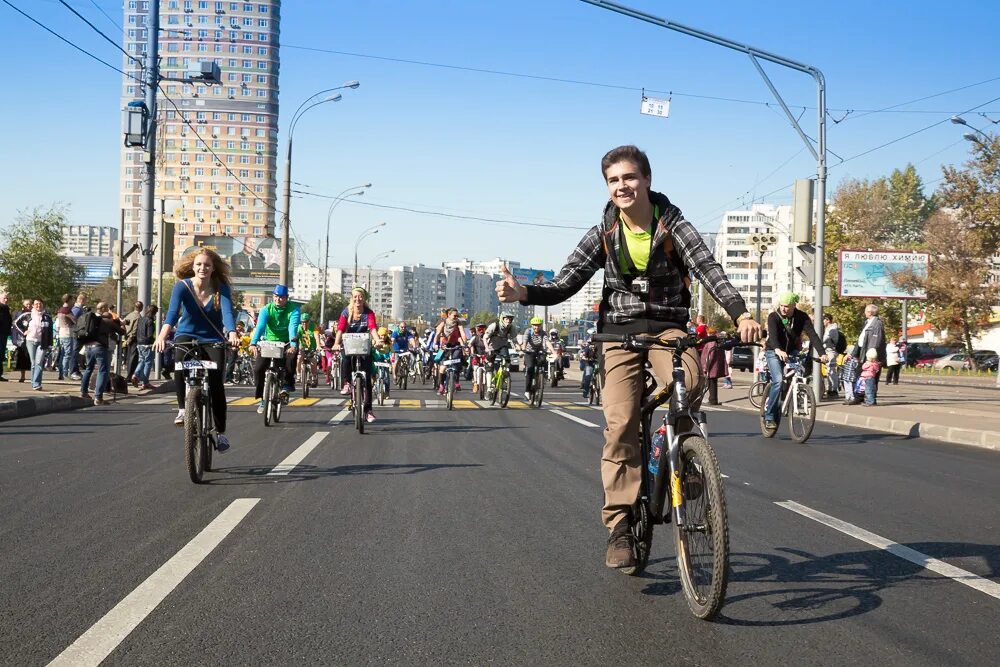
left=496, top=144, right=761, bottom=571
left=249, top=284, right=301, bottom=414
left=519, top=317, right=555, bottom=398
left=762, top=292, right=828, bottom=429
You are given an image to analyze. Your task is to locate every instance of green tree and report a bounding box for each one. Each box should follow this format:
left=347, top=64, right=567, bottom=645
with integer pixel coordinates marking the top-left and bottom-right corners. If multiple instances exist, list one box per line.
left=938, top=134, right=1000, bottom=252
left=469, top=310, right=495, bottom=327
left=886, top=164, right=936, bottom=247
left=894, top=210, right=1000, bottom=364
left=0, top=206, right=82, bottom=306
left=300, top=291, right=348, bottom=327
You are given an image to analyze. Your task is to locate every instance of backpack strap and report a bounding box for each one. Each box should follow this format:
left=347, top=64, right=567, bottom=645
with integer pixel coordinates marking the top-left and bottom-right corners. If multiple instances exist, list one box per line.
left=181, top=279, right=227, bottom=341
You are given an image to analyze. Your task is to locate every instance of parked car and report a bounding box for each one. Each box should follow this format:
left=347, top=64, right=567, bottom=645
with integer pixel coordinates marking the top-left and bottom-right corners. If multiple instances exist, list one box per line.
left=509, top=347, right=521, bottom=372
left=971, top=350, right=998, bottom=370
left=932, top=353, right=972, bottom=371
left=729, top=345, right=756, bottom=372
left=908, top=343, right=963, bottom=367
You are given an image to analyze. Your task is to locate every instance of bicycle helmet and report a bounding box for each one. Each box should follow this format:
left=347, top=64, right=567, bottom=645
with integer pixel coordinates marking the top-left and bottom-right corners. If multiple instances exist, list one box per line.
left=549, top=328, right=557, bottom=335
left=530, top=316, right=543, bottom=326
left=500, top=311, right=514, bottom=321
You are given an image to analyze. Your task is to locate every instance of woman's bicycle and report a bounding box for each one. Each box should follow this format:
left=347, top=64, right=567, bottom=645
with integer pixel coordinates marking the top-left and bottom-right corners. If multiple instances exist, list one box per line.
left=298, top=348, right=317, bottom=399
left=759, top=352, right=817, bottom=443
left=342, top=333, right=371, bottom=433
left=439, top=344, right=463, bottom=410
left=174, top=340, right=228, bottom=484
left=374, top=361, right=391, bottom=406
left=592, top=331, right=732, bottom=620
left=258, top=341, right=288, bottom=427
left=471, top=354, right=489, bottom=400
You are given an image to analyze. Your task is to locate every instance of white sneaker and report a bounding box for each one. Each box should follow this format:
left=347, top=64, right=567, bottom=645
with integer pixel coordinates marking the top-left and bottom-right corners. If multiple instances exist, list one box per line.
left=174, top=409, right=185, bottom=426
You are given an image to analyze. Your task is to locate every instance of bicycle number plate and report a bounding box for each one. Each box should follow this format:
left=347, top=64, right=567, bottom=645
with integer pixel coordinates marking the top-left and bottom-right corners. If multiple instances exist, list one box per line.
left=176, top=360, right=218, bottom=370
left=374, top=362, right=391, bottom=368
left=442, top=358, right=462, bottom=366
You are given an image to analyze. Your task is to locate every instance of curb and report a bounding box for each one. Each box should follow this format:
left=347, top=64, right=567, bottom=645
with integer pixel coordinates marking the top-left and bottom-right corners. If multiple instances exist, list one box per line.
left=723, top=400, right=999, bottom=451
left=0, top=380, right=176, bottom=423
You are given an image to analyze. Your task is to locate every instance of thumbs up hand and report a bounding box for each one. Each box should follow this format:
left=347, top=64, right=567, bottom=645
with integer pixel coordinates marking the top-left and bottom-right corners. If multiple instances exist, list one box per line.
left=495, top=263, right=527, bottom=303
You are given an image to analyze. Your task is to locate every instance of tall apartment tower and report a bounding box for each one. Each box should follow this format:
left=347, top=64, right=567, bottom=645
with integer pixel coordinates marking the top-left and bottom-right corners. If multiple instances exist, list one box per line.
left=120, top=0, right=281, bottom=275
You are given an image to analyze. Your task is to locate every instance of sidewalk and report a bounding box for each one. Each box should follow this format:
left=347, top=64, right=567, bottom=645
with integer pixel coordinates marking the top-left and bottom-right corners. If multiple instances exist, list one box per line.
left=564, top=366, right=1000, bottom=451
left=0, top=368, right=175, bottom=423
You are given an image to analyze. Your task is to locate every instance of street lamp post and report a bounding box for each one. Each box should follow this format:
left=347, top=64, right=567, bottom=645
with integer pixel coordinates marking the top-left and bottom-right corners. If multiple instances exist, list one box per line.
left=354, top=223, right=386, bottom=289
left=279, top=80, right=360, bottom=286
left=367, top=249, right=396, bottom=292
left=319, top=183, right=371, bottom=328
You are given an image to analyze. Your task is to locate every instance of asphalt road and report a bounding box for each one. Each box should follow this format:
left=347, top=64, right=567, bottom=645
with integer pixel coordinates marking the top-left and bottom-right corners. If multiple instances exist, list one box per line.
left=1, top=373, right=998, bottom=666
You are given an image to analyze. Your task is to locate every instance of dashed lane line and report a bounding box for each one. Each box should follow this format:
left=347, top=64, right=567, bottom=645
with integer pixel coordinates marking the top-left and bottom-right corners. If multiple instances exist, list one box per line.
left=267, top=431, right=329, bottom=476
left=776, top=500, right=1000, bottom=601
left=327, top=409, right=350, bottom=425
left=549, top=409, right=601, bottom=428
left=48, top=498, right=260, bottom=667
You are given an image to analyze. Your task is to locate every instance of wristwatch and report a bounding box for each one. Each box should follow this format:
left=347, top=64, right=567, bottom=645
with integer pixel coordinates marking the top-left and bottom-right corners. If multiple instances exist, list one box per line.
left=736, top=312, right=755, bottom=324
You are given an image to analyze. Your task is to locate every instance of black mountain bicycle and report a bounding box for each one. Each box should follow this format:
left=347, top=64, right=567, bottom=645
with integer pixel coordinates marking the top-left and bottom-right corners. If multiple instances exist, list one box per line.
left=592, top=331, right=733, bottom=620
left=174, top=340, right=228, bottom=484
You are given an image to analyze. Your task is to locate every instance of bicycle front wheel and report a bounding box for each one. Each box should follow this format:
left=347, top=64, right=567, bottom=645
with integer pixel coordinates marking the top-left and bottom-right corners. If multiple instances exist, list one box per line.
left=674, top=434, right=729, bottom=620
left=263, top=374, right=273, bottom=427
left=499, top=372, right=511, bottom=408
left=446, top=372, right=455, bottom=410
left=184, top=387, right=206, bottom=484
left=301, top=364, right=310, bottom=399
left=787, top=382, right=816, bottom=443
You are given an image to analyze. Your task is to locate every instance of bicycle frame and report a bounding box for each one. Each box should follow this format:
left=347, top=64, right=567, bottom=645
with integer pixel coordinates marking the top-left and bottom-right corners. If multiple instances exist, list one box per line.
left=347, top=354, right=368, bottom=409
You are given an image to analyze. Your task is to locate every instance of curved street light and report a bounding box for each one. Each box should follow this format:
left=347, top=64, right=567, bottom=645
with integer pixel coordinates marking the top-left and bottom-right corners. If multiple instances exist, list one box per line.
left=366, top=249, right=397, bottom=292
left=279, top=80, right=361, bottom=285
left=320, top=183, right=372, bottom=326
left=354, top=222, right=386, bottom=289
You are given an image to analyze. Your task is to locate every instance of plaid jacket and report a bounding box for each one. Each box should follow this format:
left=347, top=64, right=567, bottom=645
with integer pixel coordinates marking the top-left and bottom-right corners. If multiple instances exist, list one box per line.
left=523, top=191, right=748, bottom=332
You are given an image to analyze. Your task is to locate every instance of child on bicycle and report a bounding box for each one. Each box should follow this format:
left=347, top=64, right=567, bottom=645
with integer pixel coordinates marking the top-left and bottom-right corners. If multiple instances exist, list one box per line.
left=495, top=144, right=762, bottom=571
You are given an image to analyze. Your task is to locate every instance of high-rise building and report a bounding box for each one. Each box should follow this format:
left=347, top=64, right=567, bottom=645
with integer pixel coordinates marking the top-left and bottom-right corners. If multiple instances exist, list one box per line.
left=561, top=272, right=604, bottom=321
left=712, top=204, right=809, bottom=316
left=60, top=225, right=118, bottom=258
left=119, top=0, right=281, bottom=284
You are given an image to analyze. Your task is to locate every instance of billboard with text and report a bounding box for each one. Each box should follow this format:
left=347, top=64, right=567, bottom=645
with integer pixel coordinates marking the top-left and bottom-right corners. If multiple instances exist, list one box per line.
left=513, top=267, right=555, bottom=286
left=839, top=250, right=929, bottom=299
left=179, top=235, right=292, bottom=285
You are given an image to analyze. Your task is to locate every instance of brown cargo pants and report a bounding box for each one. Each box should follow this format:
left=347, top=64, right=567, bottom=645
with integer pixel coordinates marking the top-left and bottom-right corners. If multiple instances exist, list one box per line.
left=600, top=327, right=703, bottom=531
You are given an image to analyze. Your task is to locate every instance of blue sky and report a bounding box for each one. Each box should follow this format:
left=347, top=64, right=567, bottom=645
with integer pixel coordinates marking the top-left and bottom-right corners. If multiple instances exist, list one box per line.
left=2, top=0, right=999, bottom=273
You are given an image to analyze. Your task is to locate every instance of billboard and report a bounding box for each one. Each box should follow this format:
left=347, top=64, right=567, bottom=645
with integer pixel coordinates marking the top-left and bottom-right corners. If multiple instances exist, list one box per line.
left=179, top=235, right=291, bottom=285
left=839, top=250, right=929, bottom=299
left=513, top=267, right=555, bottom=286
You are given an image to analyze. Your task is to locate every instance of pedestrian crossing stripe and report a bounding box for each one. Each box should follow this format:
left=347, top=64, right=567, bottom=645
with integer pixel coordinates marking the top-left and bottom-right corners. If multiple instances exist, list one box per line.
left=230, top=397, right=259, bottom=406
left=398, top=399, right=421, bottom=408
left=452, top=400, right=477, bottom=409
left=288, top=397, right=320, bottom=407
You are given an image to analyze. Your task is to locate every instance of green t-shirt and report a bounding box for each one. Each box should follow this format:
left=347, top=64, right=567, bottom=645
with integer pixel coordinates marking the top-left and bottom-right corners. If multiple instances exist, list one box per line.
left=262, top=302, right=294, bottom=342
left=297, top=323, right=318, bottom=350
left=618, top=205, right=658, bottom=275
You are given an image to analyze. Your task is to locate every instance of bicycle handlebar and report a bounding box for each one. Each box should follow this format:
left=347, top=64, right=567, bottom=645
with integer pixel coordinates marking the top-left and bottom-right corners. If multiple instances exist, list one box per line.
left=591, top=331, right=754, bottom=351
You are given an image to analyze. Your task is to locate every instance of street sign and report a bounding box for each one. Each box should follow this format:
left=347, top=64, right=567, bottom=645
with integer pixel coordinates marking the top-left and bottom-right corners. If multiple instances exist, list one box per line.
left=640, top=94, right=671, bottom=118
left=839, top=250, right=929, bottom=299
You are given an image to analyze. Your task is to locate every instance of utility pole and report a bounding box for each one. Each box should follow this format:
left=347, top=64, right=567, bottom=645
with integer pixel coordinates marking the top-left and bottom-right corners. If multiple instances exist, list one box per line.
left=136, top=0, right=160, bottom=311
left=279, top=141, right=292, bottom=286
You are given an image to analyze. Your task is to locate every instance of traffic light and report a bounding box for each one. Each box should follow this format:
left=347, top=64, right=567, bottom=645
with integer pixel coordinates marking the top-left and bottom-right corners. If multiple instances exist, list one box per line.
left=114, top=242, right=140, bottom=280
left=749, top=233, right=777, bottom=254
left=792, top=179, right=814, bottom=243
left=795, top=243, right=816, bottom=286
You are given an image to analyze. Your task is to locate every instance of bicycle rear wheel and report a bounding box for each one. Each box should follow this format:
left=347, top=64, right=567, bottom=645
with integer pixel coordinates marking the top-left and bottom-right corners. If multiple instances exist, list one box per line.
left=184, top=387, right=205, bottom=484
left=674, top=434, right=729, bottom=620
left=748, top=381, right=767, bottom=409
left=759, top=382, right=778, bottom=438
left=788, top=382, right=816, bottom=443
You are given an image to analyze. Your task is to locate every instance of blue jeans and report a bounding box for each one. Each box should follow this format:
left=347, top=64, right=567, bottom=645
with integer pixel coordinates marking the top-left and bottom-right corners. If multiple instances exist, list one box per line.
left=864, top=377, right=877, bottom=405
left=581, top=362, right=595, bottom=397
left=764, top=350, right=785, bottom=422
left=135, top=344, right=153, bottom=385
left=25, top=340, right=47, bottom=389
left=59, top=337, right=74, bottom=379
left=80, top=345, right=109, bottom=399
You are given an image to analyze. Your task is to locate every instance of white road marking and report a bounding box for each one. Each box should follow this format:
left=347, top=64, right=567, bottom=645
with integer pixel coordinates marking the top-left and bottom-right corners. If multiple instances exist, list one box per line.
left=316, top=398, right=344, bottom=407
left=550, top=409, right=600, bottom=428
left=776, top=500, right=1000, bottom=601
left=721, top=474, right=730, bottom=478
left=474, top=400, right=495, bottom=408
left=48, top=498, right=260, bottom=667
left=137, top=397, right=173, bottom=405
left=424, top=400, right=445, bottom=408
left=267, top=432, right=329, bottom=476
left=327, top=409, right=350, bottom=425
left=702, top=405, right=725, bottom=412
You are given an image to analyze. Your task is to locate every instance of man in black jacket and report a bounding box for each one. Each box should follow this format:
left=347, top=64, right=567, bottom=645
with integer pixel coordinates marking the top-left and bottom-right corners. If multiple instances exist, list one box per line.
left=497, top=144, right=762, bottom=572
left=763, top=292, right=828, bottom=427
left=0, top=292, right=11, bottom=381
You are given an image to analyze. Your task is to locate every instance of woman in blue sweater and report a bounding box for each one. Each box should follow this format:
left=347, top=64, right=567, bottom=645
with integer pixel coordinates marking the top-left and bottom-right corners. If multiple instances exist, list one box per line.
left=154, top=248, right=239, bottom=450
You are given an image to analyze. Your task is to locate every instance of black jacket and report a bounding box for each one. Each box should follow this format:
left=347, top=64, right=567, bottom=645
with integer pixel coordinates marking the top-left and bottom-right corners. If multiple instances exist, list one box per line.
left=858, top=316, right=887, bottom=365
left=522, top=191, right=748, bottom=334
left=766, top=309, right=824, bottom=357
left=0, top=303, right=11, bottom=338
left=13, top=311, right=54, bottom=349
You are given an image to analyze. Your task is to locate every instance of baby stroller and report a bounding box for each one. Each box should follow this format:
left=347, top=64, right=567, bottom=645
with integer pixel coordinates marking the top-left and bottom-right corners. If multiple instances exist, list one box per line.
left=839, top=348, right=865, bottom=403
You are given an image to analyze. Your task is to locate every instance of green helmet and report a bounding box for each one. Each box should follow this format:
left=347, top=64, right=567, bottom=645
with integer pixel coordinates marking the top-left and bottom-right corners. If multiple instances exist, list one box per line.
left=778, top=291, right=799, bottom=306
left=301, top=312, right=310, bottom=321
left=530, top=316, right=543, bottom=325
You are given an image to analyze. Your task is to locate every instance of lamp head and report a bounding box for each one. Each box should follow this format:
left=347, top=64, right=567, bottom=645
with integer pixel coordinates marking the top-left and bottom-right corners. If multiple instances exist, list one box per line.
left=950, top=116, right=968, bottom=126
left=326, top=93, right=343, bottom=102
left=343, top=80, right=360, bottom=89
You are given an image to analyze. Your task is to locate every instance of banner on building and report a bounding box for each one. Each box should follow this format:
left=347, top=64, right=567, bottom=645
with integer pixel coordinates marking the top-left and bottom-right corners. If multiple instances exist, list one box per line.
left=512, top=267, right=555, bottom=286
left=179, top=235, right=292, bottom=285
left=838, top=250, right=929, bottom=299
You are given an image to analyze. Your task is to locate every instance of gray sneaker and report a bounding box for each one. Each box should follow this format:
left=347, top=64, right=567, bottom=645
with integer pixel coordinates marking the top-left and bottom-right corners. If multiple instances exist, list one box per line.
left=605, top=517, right=636, bottom=571
left=256, top=400, right=265, bottom=414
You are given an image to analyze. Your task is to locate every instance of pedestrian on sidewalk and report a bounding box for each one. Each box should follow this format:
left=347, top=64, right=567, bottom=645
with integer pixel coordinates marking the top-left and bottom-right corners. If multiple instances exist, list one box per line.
left=55, top=294, right=76, bottom=381
left=14, top=298, right=54, bottom=391
left=10, top=298, right=33, bottom=383
left=69, top=293, right=87, bottom=379
left=722, top=346, right=734, bottom=389
left=122, top=301, right=144, bottom=383
left=885, top=337, right=902, bottom=385
left=132, top=305, right=157, bottom=390
left=701, top=328, right=728, bottom=405
left=80, top=302, right=124, bottom=406
left=841, top=345, right=862, bottom=405
left=857, top=304, right=887, bottom=393
left=821, top=312, right=845, bottom=399
left=860, top=348, right=882, bottom=406
left=0, top=292, right=11, bottom=382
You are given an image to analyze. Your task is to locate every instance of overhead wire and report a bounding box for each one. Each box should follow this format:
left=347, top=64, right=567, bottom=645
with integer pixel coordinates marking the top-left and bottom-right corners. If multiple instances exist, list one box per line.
left=58, top=0, right=138, bottom=65
left=87, top=0, right=120, bottom=31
